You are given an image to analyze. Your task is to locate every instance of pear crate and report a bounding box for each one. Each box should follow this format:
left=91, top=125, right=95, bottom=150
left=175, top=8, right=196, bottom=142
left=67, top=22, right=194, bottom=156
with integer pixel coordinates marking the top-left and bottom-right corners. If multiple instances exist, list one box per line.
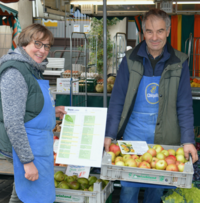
left=54, top=166, right=114, bottom=203
left=100, top=144, right=194, bottom=188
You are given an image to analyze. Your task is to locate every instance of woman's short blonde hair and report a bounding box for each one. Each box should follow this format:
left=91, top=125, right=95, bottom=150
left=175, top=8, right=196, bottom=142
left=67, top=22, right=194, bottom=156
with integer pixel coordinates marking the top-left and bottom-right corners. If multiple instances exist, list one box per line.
left=18, top=23, right=54, bottom=47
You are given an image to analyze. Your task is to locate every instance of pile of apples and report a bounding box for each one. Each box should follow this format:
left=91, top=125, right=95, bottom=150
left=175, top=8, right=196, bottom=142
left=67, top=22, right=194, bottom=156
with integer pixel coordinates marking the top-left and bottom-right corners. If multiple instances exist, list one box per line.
left=108, top=143, right=188, bottom=172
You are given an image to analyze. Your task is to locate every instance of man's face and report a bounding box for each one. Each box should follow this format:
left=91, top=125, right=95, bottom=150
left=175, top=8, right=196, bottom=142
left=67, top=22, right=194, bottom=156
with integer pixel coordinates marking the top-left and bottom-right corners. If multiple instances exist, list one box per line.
left=143, top=16, right=170, bottom=58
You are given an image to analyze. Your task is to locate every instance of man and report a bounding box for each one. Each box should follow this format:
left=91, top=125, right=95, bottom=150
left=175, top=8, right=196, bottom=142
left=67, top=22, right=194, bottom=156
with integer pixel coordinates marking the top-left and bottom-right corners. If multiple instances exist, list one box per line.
left=104, top=8, right=198, bottom=203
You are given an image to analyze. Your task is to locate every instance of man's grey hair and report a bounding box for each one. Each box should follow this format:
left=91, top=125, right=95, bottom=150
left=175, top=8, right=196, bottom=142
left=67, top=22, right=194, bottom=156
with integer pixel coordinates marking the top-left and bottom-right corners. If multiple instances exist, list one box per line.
left=142, top=9, right=171, bottom=32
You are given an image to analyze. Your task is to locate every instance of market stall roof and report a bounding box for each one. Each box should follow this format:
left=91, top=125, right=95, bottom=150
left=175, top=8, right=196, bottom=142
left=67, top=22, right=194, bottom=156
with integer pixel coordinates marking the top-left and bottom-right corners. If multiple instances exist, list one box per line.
left=0, top=3, right=18, bottom=16
left=0, top=0, right=19, bottom=3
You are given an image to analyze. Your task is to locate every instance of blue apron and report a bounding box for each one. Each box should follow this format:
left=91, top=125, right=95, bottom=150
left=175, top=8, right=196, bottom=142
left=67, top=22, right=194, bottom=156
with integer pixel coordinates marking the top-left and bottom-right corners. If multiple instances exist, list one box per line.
left=121, top=67, right=175, bottom=189
left=12, top=79, right=56, bottom=203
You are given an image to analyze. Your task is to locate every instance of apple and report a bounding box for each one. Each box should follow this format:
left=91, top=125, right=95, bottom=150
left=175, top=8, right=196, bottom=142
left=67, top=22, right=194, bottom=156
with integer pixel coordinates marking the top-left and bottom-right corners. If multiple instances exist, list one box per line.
left=138, top=161, right=151, bottom=169
left=161, top=150, right=169, bottom=157
left=176, top=161, right=181, bottom=167
left=123, top=154, right=131, bottom=162
left=147, top=148, right=157, bottom=157
left=165, top=157, right=176, bottom=165
left=109, top=144, right=121, bottom=156
left=131, top=154, right=139, bottom=160
left=135, top=159, right=142, bottom=167
left=184, top=158, right=188, bottom=163
left=168, top=155, right=176, bottom=161
left=139, top=155, right=143, bottom=161
left=176, top=147, right=184, bottom=156
left=125, top=159, right=137, bottom=167
left=155, top=160, right=167, bottom=170
left=152, top=145, right=164, bottom=153
left=151, top=157, right=159, bottom=168
left=166, top=164, right=179, bottom=171
left=148, top=145, right=152, bottom=149
left=168, top=149, right=176, bottom=156
left=142, top=152, right=152, bottom=163
left=107, top=151, right=115, bottom=162
left=176, top=154, right=185, bottom=163
left=177, top=162, right=185, bottom=172
left=156, top=152, right=166, bottom=160
left=115, top=161, right=125, bottom=166
left=115, top=156, right=124, bottom=164
left=112, top=162, right=115, bottom=165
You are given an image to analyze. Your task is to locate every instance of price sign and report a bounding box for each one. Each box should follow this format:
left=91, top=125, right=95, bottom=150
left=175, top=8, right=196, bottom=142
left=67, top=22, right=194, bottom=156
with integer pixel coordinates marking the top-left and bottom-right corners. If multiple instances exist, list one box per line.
left=65, top=165, right=90, bottom=178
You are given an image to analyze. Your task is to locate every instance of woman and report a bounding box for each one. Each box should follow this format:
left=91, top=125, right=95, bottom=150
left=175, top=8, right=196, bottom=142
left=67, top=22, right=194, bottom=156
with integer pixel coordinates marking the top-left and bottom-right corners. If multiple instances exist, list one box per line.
left=0, top=24, right=66, bottom=203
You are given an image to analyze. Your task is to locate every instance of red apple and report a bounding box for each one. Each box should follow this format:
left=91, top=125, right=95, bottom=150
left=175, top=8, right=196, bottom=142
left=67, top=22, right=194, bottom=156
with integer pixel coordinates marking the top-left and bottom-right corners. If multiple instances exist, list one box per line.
left=155, top=160, right=167, bottom=170
left=152, top=145, right=164, bottom=153
left=161, top=150, right=169, bottom=157
left=112, top=162, right=115, bottom=165
left=166, top=164, right=179, bottom=171
left=165, top=157, right=176, bottom=165
left=135, top=159, right=142, bottom=167
left=176, top=147, right=184, bottom=156
left=142, top=152, right=152, bottom=163
left=168, top=149, right=176, bottom=156
left=125, top=159, right=137, bottom=167
left=176, top=161, right=181, bottom=167
left=138, top=161, right=151, bottom=169
left=147, top=148, right=157, bottom=157
left=151, top=157, right=159, bottom=168
left=131, top=154, right=139, bottom=160
left=156, top=152, right=166, bottom=160
left=107, top=151, right=116, bottom=162
left=177, top=162, right=185, bottom=172
left=168, top=155, right=176, bottom=161
left=109, top=144, right=121, bottom=156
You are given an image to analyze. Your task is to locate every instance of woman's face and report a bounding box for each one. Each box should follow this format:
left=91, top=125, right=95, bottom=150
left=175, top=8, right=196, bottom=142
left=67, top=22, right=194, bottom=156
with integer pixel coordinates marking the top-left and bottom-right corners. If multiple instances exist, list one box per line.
left=23, top=36, right=50, bottom=64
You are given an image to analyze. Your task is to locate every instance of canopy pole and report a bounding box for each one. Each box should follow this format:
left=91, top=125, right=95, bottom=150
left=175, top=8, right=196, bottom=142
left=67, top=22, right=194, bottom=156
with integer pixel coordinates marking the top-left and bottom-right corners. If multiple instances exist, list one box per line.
left=103, top=0, right=107, bottom=107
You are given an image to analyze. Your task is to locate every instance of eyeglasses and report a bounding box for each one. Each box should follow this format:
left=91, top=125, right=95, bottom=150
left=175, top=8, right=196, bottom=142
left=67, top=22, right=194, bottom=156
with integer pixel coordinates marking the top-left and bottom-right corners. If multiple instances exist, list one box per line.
left=33, top=40, right=51, bottom=51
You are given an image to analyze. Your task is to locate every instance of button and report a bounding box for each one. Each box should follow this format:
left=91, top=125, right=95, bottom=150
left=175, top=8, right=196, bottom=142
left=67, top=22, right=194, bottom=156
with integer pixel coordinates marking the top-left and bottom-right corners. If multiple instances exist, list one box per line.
left=157, top=123, right=160, bottom=125
left=160, top=95, right=162, bottom=97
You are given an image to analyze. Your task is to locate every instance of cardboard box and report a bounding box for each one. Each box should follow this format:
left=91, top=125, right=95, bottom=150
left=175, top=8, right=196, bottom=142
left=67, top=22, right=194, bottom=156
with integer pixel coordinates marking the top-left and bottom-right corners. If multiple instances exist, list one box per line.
left=57, top=78, right=79, bottom=93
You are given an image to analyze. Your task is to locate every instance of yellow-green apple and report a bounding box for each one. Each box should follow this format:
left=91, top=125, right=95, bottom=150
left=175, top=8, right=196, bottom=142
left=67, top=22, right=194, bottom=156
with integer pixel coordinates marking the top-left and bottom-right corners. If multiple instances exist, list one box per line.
left=123, top=154, right=131, bottom=162
left=115, top=156, right=124, bottom=164
left=161, top=150, right=169, bottom=157
left=125, top=159, right=137, bottom=167
left=156, top=152, right=166, bottom=160
left=165, top=157, right=176, bottom=165
left=152, top=145, right=164, bottom=153
left=151, top=157, right=159, bottom=168
left=176, top=147, right=184, bottom=156
left=138, top=161, right=151, bottom=169
left=155, top=160, right=167, bottom=170
left=176, top=154, right=185, bottom=163
left=168, top=149, right=176, bottom=156
left=115, top=161, right=125, bottom=166
left=135, top=159, right=142, bottom=167
left=166, top=164, right=179, bottom=171
left=109, top=144, right=121, bottom=156
left=147, top=148, right=157, bottom=157
left=107, top=152, right=115, bottom=162
left=131, top=154, right=139, bottom=160
left=168, top=155, right=176, bottom=161
left=139, top=155, right=143, bottom=161
left=142, top=152, right=152, bottom=163
left=176, top=161, right=181, bottom=167
left=177, top=162, right=185, bottom=172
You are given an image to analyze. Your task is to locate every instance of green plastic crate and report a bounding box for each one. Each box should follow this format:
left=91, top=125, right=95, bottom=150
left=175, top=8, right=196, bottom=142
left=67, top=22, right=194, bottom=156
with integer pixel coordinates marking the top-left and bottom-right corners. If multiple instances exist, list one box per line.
left=79, top=79, right=97, bottom=92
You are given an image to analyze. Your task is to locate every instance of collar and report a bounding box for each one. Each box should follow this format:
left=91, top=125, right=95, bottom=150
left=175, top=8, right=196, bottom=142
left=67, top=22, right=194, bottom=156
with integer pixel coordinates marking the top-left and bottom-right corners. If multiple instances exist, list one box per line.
left=146, top=46, right=164, bottom=60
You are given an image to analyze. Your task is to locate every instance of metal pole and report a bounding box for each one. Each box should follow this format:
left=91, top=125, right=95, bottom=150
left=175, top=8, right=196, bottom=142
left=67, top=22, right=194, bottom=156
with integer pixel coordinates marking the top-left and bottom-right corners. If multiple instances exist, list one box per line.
left=103, top=0, right=107, bottom=107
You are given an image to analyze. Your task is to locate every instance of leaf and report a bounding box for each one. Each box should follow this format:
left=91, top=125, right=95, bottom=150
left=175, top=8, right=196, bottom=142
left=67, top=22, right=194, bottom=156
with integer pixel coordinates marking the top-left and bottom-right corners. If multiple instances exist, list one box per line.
left=65, top=115, right=73, bottom=123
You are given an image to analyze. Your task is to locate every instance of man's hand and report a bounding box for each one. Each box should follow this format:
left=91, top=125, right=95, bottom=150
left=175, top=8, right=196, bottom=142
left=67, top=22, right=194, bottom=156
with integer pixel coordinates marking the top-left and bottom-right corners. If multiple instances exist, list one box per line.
left=55, top=106, right=67, bottom=119
left=104, top=137, right=112, bottom=152
left=24, top=162, right=39, bottom=181
left=183, top=144, right=198, bottom=163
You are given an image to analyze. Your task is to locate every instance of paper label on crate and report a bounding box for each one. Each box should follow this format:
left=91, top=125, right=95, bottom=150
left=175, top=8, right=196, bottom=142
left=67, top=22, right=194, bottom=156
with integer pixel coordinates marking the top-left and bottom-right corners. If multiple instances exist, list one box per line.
left=118, top=141, right=149, bottom=155
left=56, top=107, right=107, bottom=167
left=65, top=165, right=90, bottom=178
left=56, top=194, right=84, bottom=202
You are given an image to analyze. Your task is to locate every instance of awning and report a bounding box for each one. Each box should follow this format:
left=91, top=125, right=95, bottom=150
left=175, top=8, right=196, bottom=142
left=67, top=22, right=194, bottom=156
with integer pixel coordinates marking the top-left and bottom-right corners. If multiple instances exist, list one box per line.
left=0, top=0, right=19, bottom=3
left=0, top=3, right=18, bottom=16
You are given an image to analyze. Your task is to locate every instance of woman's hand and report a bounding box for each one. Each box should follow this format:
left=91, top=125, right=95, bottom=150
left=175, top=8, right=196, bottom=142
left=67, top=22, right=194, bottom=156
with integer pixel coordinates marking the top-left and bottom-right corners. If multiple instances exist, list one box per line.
left=24, top=162, right=39, bottom=181
left=55, top=106, right=67, bottom=119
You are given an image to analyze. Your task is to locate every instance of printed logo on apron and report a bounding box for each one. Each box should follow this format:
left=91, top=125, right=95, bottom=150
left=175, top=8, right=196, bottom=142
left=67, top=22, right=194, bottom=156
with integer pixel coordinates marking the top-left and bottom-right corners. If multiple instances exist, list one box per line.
left=145, top=83, right=159, bottom=104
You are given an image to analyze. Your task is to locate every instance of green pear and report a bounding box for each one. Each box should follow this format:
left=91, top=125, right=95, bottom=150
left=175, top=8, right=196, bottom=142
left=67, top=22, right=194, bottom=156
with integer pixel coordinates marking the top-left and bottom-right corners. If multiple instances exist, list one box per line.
left=80, top=183, right=89, bottom=190
left=72, top=175, right=78, bottom=180
left=54, top=171, right=65, bottom=182
left=54, top=179, right=58, bottom=188
left=69, top=181, right=80, bottom=190
left=102, top=180, right=109, bottom=186
left=66, top=176, right=75, bottom=183
left=58, top=181, right=70, bottom=189
left=88, top=176, right=97, bottom=186
left=77, top=178, right=89, bottom=185
left=95, top=179, right=105, bottom=188
left=64, top=174, right=68, bottom=181
left=88, top=185, right=93, bottom=191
